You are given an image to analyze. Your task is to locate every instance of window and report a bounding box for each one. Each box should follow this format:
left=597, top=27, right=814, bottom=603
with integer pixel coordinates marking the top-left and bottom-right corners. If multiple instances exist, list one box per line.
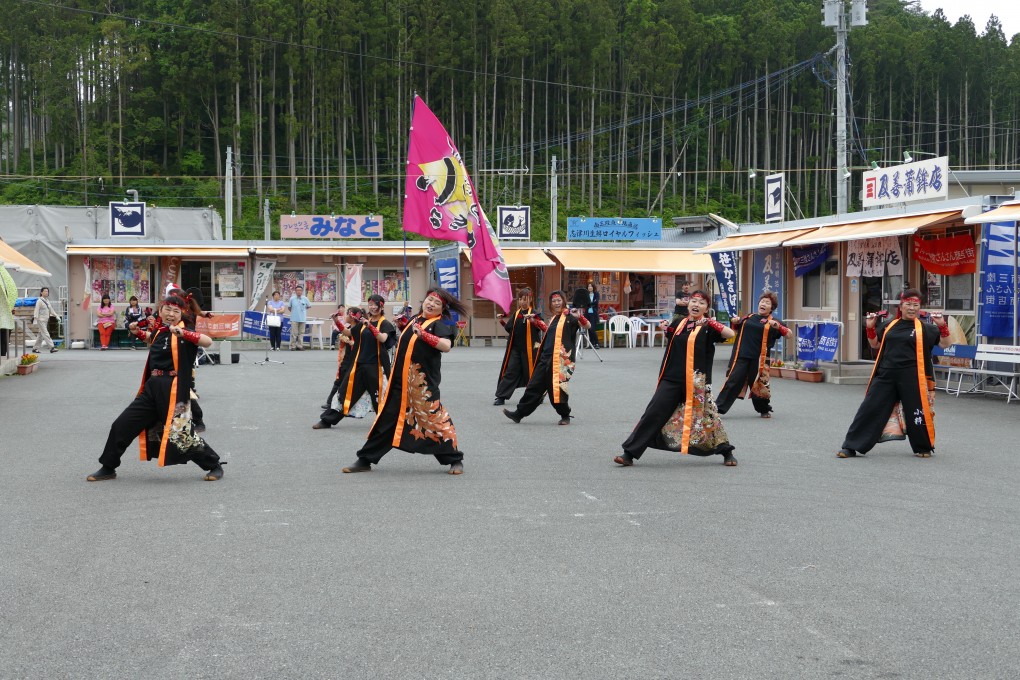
left=214, top=262, right=245, bottom=298
left=802, top=258, right=839, bottom=309
left=273, top=269, right=338, bottom=303
left=923, top=271, right=973, bottom=311
left=90, top=256, right=156, bottom=304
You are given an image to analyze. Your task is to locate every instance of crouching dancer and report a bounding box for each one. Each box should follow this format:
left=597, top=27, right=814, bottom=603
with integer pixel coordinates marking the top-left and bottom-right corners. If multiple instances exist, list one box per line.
left=87, top=294, right=225, bottom=482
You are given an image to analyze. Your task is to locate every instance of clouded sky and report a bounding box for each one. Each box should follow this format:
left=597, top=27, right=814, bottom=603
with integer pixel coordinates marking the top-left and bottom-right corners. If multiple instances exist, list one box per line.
left=913, top=0, right=1019, bottom=40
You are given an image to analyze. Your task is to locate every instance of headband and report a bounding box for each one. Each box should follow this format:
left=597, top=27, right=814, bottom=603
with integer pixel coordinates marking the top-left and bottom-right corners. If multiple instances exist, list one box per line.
left=900, top=295, right=921, bottom=303
left=690, top=292, right=710, bottom=301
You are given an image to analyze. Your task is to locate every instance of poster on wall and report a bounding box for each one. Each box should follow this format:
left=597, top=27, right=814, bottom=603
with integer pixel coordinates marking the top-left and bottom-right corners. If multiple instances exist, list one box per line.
left=90, top=256, right=153, bottom=304
left=363, top=270, right=408, bottom=303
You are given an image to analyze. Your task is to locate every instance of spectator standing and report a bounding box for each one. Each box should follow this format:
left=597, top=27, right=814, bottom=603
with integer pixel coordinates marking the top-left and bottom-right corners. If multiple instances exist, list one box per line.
left=97, top=295, right=116, bottom=350
left=287, top=285, right=311, bottom=350
left=32, top=286, right=59, bottom=353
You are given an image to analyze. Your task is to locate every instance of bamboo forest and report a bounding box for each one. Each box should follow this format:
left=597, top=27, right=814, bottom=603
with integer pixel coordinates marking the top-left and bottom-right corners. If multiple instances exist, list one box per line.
left=2, top=0, right=1019, bottom=239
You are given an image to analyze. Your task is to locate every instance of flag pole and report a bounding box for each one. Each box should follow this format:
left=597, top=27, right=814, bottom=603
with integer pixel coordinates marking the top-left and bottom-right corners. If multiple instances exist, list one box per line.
left=402, top=93, right=417, bottom=306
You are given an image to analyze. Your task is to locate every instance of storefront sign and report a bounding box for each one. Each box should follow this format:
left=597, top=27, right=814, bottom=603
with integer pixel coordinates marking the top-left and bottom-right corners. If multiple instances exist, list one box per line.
left=845, top=237, right=902, bottom=277
left=344, top=264, right=363, bottom=304
left=497, top=206, right=531, bottom=240
left=110, top=201, right=146, bottom=237
left=913, top=233, right=977, bottom=276
left=567, top=217, right=661, bottom=241
left=764, top=173, right=784, bottom=223
left=751, top=248, right=784, bottom=317
left=280, top=215, right=383, bottom=239
left=979, top=221, right=1017, bottom=337
left=161, top=256, right=181, bottom=294
left=862, top=156, right=948, bottom=208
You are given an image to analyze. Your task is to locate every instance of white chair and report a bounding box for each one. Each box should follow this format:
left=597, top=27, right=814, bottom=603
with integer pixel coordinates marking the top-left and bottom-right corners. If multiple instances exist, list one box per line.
left=607, top=315, right=633, bottom=348
left=629, top=316, right=650, bottom=347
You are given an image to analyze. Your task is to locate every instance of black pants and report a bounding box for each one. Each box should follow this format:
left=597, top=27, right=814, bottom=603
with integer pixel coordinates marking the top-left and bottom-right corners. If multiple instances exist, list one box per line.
left=1, top=328, right=8, bottom=358
left=622, top=379, right=685, bottom=459
left=268, top=326, right=282, bottom=350
left=514, top=359, right=570, bottom=420
left=715, top=358, right=772, bottom=415
left=319, top=363, right=380, bottom=426
left=100, top=377, right=220, bottom=471
left=584, top=313, right=600, bottom=345
left=495, top=349, right=531, bottom=400
left=842, top=368, right=933, bottom=454
left=356, top=388, right=463, bottom=465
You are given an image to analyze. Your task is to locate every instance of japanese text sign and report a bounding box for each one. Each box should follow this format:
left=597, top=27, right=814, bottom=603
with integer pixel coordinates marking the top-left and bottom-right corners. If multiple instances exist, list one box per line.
left=567, top=217, right=661, bottom=241
left=862, top=156, right=948, bottom=208
left=281, top=215, right=383, bottom=239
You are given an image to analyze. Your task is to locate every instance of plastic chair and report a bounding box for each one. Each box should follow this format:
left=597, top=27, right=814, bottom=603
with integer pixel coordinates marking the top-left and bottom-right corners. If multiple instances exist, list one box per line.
left=606, top=315, right=633, bottom=348
left=629, top=316, right=651, bottom=347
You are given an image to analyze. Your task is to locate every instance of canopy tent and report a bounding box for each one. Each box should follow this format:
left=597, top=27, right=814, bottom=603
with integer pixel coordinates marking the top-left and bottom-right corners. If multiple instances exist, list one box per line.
left=781, top=210, right=968, bottom=247
left=0, top=239, right=51, bottom=277
left=963, top=202, right=1020, bottom=225
left=697, top=227, right=816, bottom=253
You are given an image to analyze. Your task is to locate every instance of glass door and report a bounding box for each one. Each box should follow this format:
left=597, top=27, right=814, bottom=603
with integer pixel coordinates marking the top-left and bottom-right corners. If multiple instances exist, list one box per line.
left=181, top=261, right=212, bottom=309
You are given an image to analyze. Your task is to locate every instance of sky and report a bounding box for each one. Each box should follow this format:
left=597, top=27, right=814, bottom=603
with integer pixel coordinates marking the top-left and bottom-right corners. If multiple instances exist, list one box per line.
left=914, top=0, right=1020, bottom=40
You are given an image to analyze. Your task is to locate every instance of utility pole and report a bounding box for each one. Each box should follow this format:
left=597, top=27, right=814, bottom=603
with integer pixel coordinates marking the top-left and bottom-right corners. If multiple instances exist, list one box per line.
left=823, top=0, right=867, bottom=215
left=225, top=146, right=234, bottom=240
left=550, top=155, right=558, bottom=243
left=264, top=198, right=271, bottom=240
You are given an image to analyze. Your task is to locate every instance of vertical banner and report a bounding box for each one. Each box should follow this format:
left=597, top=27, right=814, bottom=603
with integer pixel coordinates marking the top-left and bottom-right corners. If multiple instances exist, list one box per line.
left=710, top=251, right=739, bottom=318
left=979, top=221, right=1018, bottom=337
left=344, top=264, right=363, bottom=305
left=249, top=259, right=277, bottom=310
left=160, top=256, right=181, bottom=297
left=435, top=257, right=460, bottom=321
left=764, top=173, right=784, bottom=223
left=751, top=248, right=784, bottom=319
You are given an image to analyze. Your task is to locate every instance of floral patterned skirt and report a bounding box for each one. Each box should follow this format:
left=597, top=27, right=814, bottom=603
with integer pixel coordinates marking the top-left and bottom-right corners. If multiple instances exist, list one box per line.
left=656, top=372, right=734, bottom=456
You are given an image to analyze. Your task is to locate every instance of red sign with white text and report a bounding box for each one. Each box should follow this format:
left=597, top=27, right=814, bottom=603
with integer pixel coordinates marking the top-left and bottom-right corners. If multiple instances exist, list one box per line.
left=913, top=233, right=977, bottom=276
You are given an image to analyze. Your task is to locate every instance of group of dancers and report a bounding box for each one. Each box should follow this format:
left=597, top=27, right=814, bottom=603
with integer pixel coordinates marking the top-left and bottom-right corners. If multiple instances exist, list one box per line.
left=86, top=282, right=952, bottom=482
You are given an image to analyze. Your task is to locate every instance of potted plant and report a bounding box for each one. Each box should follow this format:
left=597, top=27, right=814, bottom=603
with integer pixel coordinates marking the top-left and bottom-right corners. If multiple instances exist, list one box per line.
left=772, top=359, right=796, bottom=380
left=17, top=353, right=39, bottom=375
left=796, top=360, right=824, bottom=383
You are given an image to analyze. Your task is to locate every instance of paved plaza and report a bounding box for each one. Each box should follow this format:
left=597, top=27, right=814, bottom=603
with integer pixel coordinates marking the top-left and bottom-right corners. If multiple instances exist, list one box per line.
left=2, top=344, right=1019, bottom=679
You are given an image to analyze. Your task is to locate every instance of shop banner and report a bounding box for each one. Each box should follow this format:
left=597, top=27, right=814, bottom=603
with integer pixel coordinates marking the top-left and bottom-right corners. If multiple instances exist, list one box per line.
left=797, top=325, right=816, bottom=362
left=862, top=156, right=948, bottom=208
left=196, top=314, right=241, bottom=338
left=566, top=217, right=662, bottom=241
left=249, top=259, right=276, bottom=310
left=913, top=233, right=977, bottom=276
left=710, top=251, right=739, bottom=318
left=979, top=221, right=1018, bottom=337
left=243, top=310, right=302, bottom=341
left=81, top=256, right=93, bottom=310
left=814, top=323, right=840, bottom=362
left=751, top=248, right=784, bottom=318
left=845, top=237, right=903, bottom=277
left=161, top=256, right=181, bottom=296
left=792, top=244, right=829, bottom=277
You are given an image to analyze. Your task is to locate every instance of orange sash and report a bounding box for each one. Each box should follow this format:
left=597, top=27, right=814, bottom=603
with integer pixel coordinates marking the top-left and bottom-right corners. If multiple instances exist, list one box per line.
left=549, top=312, right=567, bottom=404
left=373, top=316, right=445, bottom=447
left=138, top=322, right=182, bottom=467
left=866, top=318, right=936, bottom=447
left=655, top=319, right=701, bottom=454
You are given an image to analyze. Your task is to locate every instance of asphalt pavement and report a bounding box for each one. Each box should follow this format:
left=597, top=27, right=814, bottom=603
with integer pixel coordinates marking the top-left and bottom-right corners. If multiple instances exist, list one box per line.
left=2, top=343, right=1018, bottom=679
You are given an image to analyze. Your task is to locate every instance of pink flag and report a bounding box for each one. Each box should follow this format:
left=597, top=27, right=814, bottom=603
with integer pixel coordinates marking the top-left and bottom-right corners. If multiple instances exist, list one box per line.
left=404, top=96, right=512, bottom=313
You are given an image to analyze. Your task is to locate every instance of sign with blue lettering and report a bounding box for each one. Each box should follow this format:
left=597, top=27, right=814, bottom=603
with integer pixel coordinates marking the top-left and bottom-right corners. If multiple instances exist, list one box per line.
left=244, top=310, right=301, bottom=341
left=280, top=214, right=383, bottom=239
left=435, top=257, right=459, bottom=322
left=567, top=217, right=661, bottom=241
left=814, top=323, right=840, bottom=361
left=862, top=156, right=948, bottom=208
left=797, top=325, right=816, bottom=362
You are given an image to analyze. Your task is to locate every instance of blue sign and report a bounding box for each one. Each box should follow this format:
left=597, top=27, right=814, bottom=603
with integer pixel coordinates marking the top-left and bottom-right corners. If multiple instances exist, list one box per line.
left=243, top=310, right=305, bottom=341
left=751, top=248, right=784, bottom=318
left=567, top=217, right=661, bottom=241
left=110, top=201, right=146, bottom=237
left=979, top=221, right=1017, bottom=337
left=711, top=251, right=739, bottom=318
left=797, top=325, right=816, bottom=362
left=792, top=243, right=829, bottom=277
left=814, top=323, right=840, bottom=362
left=435, top=257, right=459, bottom=322
left=931, top=343, right=977, bottom=360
